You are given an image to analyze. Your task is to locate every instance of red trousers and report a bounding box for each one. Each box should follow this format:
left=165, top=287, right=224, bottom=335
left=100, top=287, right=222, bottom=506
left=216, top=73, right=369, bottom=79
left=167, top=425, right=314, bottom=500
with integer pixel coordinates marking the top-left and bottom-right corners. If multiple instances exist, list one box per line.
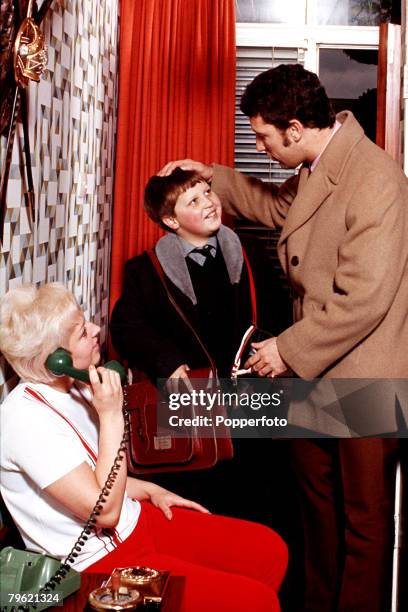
left=85, top=501, right=288, bottom=612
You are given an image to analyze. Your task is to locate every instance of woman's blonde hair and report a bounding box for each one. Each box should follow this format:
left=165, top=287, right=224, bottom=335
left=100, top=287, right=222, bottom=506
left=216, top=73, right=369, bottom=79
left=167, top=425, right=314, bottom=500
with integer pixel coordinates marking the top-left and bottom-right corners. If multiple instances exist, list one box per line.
left=0, top=283, right=81, bottom=383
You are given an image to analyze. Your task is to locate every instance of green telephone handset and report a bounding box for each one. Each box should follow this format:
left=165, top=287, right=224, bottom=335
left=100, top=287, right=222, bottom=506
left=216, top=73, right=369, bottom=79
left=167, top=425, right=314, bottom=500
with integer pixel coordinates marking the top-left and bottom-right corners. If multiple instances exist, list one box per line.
left=46, top=347, right=126, bottom=384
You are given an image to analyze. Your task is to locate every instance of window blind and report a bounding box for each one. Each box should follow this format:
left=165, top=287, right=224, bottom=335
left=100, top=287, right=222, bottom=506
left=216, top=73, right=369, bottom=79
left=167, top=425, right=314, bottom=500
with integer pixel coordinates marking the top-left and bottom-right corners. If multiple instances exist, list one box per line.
left=235, top=46, right=305, bottom=183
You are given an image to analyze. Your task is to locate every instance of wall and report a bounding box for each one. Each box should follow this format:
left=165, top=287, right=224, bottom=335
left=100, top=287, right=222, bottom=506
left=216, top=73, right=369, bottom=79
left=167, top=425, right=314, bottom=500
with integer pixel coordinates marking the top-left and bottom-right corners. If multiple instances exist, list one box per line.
left=0, top=0, right=119, bottom=398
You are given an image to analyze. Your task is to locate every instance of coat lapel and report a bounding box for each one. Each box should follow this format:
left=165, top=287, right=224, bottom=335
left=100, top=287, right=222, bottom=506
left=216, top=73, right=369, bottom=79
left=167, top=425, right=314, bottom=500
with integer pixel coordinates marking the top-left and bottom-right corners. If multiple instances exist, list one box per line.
left=278, top=164, right=334, bottom=245
left=278, top=111, right=365, bottom=247
left=155, top=233, right=197, bottom=304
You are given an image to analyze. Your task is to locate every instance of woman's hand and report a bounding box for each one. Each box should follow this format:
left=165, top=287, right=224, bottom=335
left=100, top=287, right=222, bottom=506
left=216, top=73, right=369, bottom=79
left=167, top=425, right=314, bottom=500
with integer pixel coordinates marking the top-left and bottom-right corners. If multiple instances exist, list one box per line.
left=127, top=478, right=210, bottom=520
left=89, top=365, right=123, bottom=417
left=149, top=485, right=210, bottom=520
left=158, top=159, right=213, bottom=181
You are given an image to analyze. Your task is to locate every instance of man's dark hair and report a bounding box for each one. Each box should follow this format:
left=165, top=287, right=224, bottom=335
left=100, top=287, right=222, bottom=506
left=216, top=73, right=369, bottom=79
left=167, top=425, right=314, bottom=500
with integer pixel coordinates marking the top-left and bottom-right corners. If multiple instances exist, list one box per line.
left=144, top=168, right=204, bottom=231
left=240, top=64, right=335, bottom=130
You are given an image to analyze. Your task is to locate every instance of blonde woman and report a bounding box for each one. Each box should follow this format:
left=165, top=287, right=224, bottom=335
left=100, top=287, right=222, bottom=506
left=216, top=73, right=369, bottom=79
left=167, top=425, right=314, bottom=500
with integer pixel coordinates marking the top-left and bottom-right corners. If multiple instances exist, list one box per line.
left=0, top=283, right=287, bottom=612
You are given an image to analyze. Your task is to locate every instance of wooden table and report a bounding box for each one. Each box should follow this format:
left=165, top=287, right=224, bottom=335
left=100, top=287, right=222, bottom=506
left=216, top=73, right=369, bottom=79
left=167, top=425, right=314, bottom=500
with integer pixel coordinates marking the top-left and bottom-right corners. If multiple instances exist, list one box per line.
left=50, top=573, right=185, bottom=611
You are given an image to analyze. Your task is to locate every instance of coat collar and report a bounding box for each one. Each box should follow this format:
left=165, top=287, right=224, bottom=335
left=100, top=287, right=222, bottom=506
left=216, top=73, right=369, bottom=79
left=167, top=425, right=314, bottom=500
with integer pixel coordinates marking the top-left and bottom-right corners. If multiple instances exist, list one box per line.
left=279, top=111, right=365, bottom=245
left=154, top=225, right=244, bottom=305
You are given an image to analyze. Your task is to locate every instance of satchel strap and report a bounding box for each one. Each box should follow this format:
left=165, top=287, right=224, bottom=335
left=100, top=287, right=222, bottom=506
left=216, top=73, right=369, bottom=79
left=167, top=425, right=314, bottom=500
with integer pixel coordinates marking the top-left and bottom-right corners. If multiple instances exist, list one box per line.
left=147, top=248, right=217, bottom=377
left=241, top=246, right=257, bottom=327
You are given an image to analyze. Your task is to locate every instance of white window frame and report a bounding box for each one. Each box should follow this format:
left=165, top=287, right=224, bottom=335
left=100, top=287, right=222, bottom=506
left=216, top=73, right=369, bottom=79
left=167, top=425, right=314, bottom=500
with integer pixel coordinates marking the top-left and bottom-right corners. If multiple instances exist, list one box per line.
left=236, top=24, right=379, bottom=75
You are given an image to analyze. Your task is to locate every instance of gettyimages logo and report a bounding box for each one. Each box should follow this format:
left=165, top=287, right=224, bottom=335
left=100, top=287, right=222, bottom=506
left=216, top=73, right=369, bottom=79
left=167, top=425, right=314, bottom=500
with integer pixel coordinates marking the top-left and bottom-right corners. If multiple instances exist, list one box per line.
left=167, top=388, right=283, bottom=411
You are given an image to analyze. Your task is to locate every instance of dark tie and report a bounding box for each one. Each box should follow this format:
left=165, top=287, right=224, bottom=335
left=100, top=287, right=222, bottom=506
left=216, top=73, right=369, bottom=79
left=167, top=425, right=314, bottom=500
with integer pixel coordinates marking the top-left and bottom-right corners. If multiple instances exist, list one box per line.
left=191, top=245, right=213, bottom=259
left=189, top=245, right=215, bottom=267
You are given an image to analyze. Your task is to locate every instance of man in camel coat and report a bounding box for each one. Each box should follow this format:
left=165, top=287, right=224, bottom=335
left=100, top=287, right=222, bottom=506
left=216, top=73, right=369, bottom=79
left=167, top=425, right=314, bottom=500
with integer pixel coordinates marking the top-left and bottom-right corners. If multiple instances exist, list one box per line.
left=160, top=64, right=407, bottom=612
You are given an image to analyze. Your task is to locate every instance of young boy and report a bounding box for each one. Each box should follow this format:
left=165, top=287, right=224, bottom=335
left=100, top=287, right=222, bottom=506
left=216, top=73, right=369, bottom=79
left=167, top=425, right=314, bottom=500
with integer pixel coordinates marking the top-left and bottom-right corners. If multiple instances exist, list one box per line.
left=110, top=168, right=255, bottom=381
left=110, top=169, right=293, bottom=531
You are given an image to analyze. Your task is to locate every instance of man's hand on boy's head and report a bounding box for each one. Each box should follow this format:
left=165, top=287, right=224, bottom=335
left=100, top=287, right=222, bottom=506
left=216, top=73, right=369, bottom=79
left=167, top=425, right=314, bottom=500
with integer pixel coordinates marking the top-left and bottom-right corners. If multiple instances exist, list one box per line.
left=158, top=159, right=213, bottom=181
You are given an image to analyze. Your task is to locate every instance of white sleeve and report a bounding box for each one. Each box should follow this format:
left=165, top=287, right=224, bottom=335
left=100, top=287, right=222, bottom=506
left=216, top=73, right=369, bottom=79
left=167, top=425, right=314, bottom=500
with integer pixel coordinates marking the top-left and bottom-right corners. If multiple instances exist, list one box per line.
left=4, top=405, right=88, bottom=490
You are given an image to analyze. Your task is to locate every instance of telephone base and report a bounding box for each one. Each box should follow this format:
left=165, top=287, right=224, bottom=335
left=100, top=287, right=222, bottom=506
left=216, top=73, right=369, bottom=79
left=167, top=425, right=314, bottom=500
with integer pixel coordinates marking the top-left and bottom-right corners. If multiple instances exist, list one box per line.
left=0, top=546, right=81, bottom=611
left=88, top=567, right=170, bottom=611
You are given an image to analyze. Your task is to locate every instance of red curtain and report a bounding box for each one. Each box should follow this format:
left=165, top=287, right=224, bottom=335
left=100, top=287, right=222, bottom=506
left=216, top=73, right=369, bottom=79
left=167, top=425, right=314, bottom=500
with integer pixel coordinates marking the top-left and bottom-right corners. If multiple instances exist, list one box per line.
left=110, top=0, right=236, bottom=314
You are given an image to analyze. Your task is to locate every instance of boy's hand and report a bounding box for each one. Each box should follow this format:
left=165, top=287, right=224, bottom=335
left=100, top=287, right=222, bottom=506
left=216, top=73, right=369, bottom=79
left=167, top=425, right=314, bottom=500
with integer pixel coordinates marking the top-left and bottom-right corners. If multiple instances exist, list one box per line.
left=169, top=364, right=190, bottom=378
left=158, top=159, right=213, bottom=181
left=166, top=364, right=191, bottom=394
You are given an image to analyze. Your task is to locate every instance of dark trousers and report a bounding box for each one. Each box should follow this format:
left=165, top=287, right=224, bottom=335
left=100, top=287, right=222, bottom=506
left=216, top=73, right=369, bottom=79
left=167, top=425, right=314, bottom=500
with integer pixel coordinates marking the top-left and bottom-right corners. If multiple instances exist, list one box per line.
left=290, top=438, right=398, bottom=612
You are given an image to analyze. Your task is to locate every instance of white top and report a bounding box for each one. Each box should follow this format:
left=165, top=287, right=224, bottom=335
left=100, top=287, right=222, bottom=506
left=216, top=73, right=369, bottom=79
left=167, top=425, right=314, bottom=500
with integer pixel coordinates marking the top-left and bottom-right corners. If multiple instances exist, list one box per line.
left=0, top=381, right=140, bottom=571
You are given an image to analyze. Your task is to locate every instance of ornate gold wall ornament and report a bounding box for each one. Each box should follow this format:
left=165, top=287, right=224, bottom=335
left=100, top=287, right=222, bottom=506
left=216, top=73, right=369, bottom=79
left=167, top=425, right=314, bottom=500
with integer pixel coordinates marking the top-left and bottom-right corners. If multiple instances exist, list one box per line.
left=0, top=0, right=53, bottom=243
left=13, top=16, right=48, bottom=87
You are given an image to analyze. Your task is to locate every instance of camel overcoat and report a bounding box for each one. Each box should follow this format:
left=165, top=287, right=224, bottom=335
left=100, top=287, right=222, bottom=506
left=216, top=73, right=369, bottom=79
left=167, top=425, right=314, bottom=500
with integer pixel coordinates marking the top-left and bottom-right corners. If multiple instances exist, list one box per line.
left=212, top=112, right=408, bottom=433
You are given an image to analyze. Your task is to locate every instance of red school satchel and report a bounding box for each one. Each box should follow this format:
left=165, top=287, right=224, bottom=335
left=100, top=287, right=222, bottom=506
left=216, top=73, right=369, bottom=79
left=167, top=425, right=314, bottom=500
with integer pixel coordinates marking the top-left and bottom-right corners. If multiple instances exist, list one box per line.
left=124, top=250, right=233, bottom=475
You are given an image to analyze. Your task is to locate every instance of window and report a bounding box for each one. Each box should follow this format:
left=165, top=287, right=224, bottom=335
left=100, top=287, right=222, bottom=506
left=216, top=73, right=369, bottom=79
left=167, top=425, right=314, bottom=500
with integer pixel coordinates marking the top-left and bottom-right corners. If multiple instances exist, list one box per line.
left=317, top=0, right=399, bottom=26
left=235, top=0, right=399, bottom=26
left=234, top=7, right=380, bottom=178
left=319, top=48, right=378, bottom=142
left=235, top=0, right=306, bottom=24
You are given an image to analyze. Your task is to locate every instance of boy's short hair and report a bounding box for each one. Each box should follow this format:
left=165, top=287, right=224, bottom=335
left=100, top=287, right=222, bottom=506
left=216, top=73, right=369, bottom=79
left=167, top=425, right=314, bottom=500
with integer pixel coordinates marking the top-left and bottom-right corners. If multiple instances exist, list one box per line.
left=144, top=168, right=205, bottom=231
